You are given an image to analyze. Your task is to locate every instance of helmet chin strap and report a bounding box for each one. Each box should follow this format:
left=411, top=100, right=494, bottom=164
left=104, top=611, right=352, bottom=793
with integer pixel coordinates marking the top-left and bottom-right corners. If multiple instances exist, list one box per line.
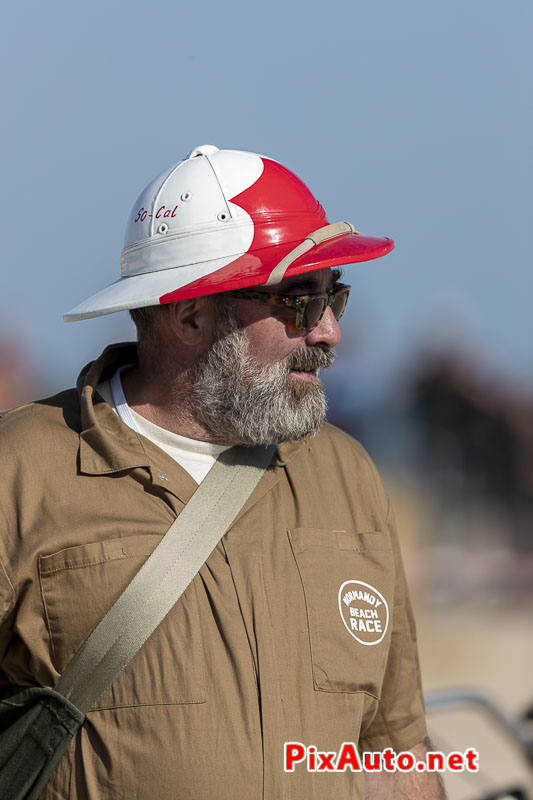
left=262, top=222, right=358, bottom=286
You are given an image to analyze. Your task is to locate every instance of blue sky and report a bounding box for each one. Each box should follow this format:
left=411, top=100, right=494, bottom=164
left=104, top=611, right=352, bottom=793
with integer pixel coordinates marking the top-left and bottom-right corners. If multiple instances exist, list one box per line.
left=2, top=0, right=532, bottom=394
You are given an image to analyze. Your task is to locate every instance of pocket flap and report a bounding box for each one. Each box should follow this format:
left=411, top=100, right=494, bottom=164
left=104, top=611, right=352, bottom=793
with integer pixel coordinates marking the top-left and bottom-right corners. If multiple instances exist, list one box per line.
left=39, top=535, right=206, bottom=709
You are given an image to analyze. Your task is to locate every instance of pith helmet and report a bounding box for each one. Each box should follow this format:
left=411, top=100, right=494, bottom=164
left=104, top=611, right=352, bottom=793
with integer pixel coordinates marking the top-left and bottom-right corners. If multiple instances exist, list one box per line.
left=64, top=144, right=394, bottom=321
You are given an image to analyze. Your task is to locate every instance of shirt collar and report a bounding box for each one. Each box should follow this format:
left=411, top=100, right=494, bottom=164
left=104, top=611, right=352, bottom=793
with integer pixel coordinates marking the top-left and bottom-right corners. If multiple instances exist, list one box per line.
left=78, top=342, right=149, bottom=475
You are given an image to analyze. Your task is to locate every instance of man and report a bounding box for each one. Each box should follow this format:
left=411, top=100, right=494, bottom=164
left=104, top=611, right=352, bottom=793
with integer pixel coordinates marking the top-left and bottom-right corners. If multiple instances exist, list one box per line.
left=0, top=146, right=445, bottom=798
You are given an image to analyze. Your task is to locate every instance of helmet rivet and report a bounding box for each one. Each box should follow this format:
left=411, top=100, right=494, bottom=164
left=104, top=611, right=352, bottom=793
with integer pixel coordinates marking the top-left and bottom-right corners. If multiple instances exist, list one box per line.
left=217, top=211, right=229, bottom=222
left=157, top=223, right=169, bottom=234
left=181, top=191, right=192, bottom=202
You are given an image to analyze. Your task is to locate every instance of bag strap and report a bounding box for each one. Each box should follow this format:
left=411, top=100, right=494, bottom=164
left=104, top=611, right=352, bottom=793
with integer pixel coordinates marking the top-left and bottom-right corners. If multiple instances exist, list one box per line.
left=54, top=444, right=276, bottom=714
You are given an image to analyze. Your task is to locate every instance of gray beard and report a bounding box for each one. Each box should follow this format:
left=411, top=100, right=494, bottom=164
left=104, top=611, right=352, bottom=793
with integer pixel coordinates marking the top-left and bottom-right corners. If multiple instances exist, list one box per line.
left=186, top=303, right=335, bottom=445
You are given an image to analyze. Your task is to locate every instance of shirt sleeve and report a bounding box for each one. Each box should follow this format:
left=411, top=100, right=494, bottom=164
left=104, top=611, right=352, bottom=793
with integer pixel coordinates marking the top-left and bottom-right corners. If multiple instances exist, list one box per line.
left=358, top=499, right=428, bottom=752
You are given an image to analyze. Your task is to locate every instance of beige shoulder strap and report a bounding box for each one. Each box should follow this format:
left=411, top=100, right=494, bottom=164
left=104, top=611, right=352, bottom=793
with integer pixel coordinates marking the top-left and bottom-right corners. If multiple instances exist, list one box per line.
left=263, top=221, right=357, bottom=286
left=54, top=444, right=276, bottom=714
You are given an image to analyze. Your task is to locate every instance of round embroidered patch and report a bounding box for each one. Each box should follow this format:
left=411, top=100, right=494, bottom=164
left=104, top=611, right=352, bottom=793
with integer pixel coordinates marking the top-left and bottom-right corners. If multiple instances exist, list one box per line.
left=338, top=580, right=389, bottom=646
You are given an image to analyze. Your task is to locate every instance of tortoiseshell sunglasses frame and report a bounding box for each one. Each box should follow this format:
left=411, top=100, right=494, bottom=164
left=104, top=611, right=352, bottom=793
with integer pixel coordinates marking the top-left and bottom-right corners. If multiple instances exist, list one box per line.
left=226, top=282, right=351, bottom=332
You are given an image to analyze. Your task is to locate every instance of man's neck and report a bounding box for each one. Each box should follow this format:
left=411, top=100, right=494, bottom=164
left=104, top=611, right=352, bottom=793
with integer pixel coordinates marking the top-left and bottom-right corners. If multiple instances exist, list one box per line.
left=120, top=365, right=232, bottom=445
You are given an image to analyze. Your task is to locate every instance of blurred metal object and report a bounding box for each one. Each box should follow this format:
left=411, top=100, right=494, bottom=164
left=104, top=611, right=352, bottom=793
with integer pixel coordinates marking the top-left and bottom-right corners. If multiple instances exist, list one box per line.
left=427, top=689, right=533, bottom=765
left=426, top=688, right=533, bottom=800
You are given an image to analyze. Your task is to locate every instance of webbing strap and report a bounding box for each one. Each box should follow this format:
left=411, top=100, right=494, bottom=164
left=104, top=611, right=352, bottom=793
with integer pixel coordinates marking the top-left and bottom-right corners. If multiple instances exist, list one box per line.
left=54, top=444, right=276, bottom=714
left=263, top=221, right=357, bottom=286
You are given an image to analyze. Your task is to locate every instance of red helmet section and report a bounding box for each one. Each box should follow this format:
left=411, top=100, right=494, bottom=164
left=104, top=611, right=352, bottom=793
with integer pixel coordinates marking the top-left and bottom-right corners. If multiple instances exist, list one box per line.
left=160, top=159, right=329, bottom=303
left=160, top=157, right=393, bottom=304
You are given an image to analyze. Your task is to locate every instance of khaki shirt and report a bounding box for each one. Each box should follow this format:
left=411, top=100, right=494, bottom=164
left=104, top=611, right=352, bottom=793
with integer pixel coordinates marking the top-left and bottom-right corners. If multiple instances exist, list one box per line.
left=0, top=343, right=426, bottom=799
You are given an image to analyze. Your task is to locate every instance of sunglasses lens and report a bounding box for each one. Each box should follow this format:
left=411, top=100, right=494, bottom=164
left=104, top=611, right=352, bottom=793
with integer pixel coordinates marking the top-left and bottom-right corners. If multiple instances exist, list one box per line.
left=331, top=288, right=349, bottom=321
left=303, top=297, right=327, bottom=330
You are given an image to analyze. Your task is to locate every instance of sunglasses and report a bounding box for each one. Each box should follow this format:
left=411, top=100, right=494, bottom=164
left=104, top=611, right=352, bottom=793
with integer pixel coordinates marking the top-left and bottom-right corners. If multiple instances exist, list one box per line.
left=226, top=282, right=351, bottom=332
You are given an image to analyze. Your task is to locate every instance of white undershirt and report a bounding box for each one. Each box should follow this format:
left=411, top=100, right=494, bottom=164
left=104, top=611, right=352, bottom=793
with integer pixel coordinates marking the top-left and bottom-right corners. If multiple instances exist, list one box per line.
left=96, top=367, right=230, bottom=483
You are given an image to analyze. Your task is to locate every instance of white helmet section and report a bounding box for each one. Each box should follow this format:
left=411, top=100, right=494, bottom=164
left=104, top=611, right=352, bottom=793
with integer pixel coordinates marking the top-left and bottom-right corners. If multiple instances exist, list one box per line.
left=63, top=146, right=264, bottom=321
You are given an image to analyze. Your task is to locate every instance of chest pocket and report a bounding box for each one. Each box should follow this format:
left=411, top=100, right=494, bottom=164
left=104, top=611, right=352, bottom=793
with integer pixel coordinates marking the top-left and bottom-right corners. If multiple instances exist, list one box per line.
left=39, top=534, right=206, bottom=709
left=288, top=528, right=394, bottom=700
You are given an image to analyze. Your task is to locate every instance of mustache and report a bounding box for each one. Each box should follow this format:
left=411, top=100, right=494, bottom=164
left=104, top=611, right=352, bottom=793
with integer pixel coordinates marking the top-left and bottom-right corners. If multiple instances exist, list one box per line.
left=285, top=346, right=336, bottom=372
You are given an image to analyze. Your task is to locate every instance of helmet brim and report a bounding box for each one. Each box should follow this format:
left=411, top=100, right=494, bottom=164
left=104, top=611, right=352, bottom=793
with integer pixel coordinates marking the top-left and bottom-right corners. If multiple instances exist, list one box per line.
left=63, top=232, right=393, bottom=321
left=157, top=231, right=394, bottom=303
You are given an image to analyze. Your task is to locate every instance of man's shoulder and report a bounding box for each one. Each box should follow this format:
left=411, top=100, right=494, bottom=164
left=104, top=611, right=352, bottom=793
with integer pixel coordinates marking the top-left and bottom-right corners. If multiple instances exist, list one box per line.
left=292, top=423, right=390, bottom=516
left=311, top=422, right=380, bottom=472
left=314, top=422, right=368, bottom=453
left=0, top=387, right=81, bottom=450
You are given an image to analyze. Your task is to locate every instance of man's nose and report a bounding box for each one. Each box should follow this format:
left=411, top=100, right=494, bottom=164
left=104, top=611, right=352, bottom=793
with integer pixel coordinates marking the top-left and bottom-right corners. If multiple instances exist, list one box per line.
left=304, top=306, right=342, bottom=348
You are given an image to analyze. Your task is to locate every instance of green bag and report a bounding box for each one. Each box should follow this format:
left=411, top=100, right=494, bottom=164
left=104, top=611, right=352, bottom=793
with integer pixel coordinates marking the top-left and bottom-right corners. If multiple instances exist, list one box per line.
left=0, top=687, right=85, bottom=800
left=0, top=444, right=275, bottom=800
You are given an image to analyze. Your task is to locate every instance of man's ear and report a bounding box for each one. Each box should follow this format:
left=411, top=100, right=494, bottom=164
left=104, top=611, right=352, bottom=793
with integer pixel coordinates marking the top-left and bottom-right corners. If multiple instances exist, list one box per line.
left=167, top=297, right=215, bottom=348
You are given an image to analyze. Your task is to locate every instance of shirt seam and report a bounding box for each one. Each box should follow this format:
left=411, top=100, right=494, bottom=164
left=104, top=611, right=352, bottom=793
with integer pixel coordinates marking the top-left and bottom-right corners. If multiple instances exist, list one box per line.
left=87, top=698, right=207, bottom=712
left=0, top=506, right=15, bottom=615
left=38, top=562, right=59, bottom=674
left=39, top=551, right=155, bottom=576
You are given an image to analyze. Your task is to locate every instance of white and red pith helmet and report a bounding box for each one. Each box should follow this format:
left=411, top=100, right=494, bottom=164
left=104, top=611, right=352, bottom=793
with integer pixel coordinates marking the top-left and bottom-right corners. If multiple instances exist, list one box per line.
left=64, top=145, right=394, bottom=321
